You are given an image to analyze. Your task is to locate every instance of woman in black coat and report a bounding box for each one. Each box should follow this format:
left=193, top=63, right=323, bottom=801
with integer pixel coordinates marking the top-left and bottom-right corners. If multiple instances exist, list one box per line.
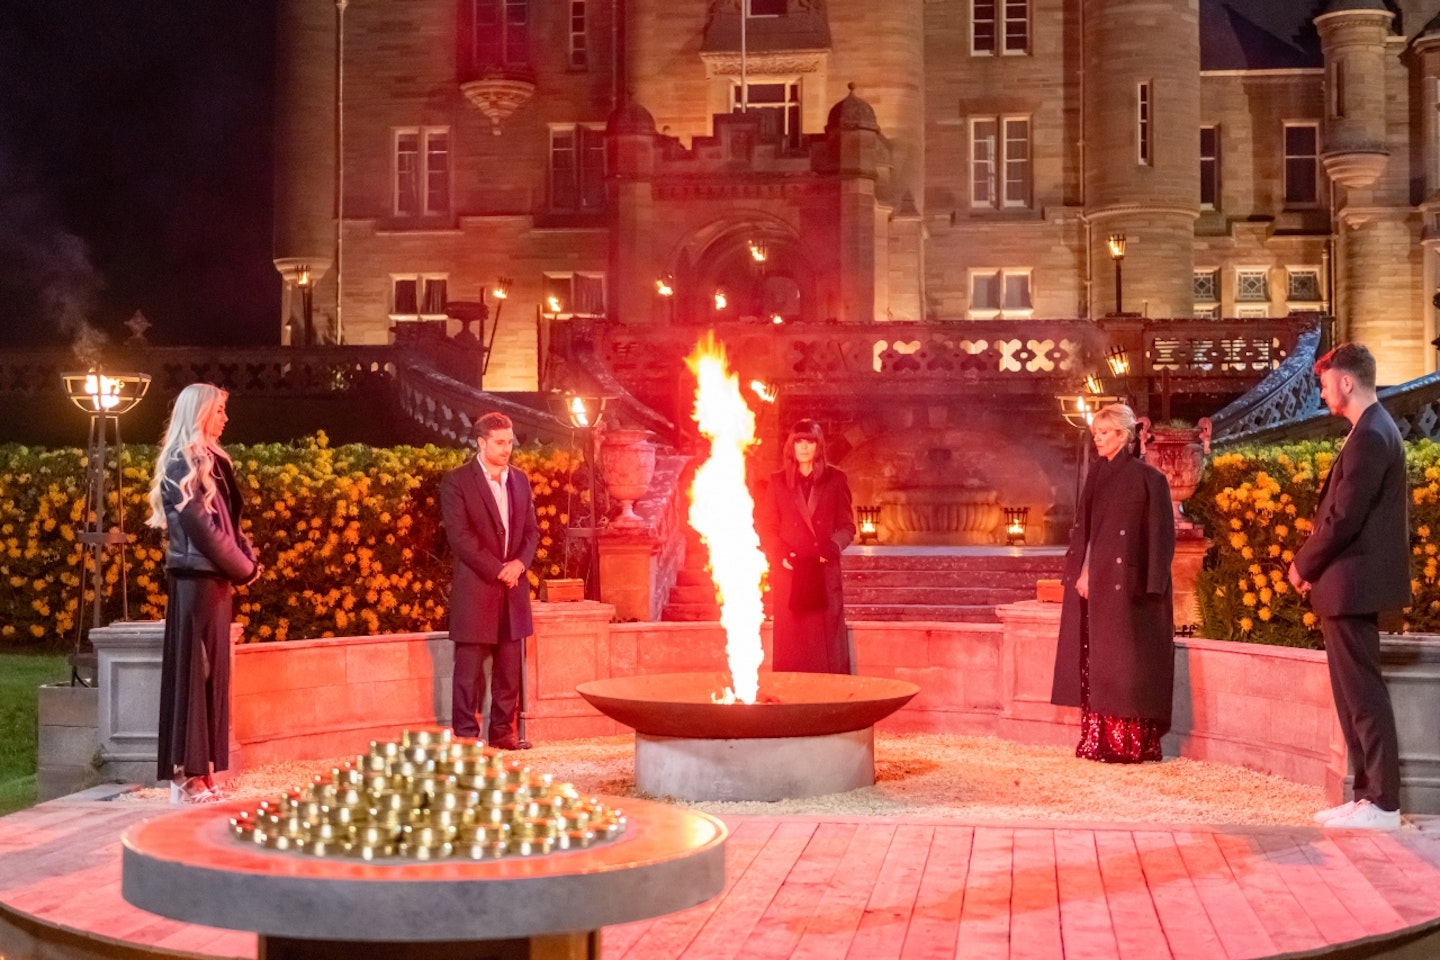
left=756, top=420, right=856, bottom=674
left=145, top=383, right=259, bottom=802
left=1050, top=403, right=1176, bottom=762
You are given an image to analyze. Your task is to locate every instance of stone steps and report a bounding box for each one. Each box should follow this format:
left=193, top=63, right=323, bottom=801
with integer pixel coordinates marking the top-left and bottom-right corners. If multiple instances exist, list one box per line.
left=846, top=603, right=1001, bottom=623
left=661, top=543, right=1065, bottom=624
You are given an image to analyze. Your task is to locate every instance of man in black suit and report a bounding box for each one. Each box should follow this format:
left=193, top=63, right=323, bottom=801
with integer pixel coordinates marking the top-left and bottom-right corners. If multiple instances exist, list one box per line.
left=1289, top=343, right=1409, bottom=830
left=441, top=412, right=540, bottom=750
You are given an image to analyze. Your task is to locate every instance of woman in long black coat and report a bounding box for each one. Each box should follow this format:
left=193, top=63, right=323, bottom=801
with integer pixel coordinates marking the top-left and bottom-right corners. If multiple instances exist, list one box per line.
left=756, top=419, right=856, bottom=674
left=1051, top=403, right=1176, bottom=763
left=145, top=383, right=259, bottom=802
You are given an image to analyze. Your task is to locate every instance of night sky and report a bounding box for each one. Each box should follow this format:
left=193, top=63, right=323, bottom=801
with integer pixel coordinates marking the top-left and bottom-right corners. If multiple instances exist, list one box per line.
left=0, top=0, right=1361, bottom=353
left=0, top=1, right=277, bottom=350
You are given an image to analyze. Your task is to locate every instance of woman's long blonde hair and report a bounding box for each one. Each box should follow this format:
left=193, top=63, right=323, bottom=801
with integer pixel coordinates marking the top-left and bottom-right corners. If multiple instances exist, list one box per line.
left=145, top=383, right=231, bottom=530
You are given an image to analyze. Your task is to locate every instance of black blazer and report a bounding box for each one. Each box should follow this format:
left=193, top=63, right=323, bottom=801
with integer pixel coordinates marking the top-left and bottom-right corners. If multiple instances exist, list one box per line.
left=1294, top=402, right=1410, bottom=617
left=440, top=459, right=540, bottom=645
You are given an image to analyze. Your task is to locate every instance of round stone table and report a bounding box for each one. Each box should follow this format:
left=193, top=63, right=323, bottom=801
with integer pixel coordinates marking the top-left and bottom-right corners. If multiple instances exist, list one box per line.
left=122, top=796, right=726, bottom=960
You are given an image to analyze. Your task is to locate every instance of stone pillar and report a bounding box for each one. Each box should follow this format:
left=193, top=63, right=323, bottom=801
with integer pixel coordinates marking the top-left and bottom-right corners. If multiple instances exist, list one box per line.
left=598, top=530, right=663, bottom=621
left=1171, top=535, right=1210, bottom=630
left=91, top=620, right=165, bottom=786
left=1339, top=214, right=1426, bottom=383
left=36, top=683, right=98, bottom=801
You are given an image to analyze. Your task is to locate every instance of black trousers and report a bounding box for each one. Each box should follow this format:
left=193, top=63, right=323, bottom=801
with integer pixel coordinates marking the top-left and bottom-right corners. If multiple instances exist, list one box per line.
left=451, top=640, right=521, bottom=742
left=1320, top=613, right=1401, bottom=811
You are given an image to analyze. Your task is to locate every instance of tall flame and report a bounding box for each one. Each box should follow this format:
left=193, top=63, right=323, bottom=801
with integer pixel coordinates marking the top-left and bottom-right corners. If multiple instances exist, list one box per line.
left=685, top=334, right=768, bottom=704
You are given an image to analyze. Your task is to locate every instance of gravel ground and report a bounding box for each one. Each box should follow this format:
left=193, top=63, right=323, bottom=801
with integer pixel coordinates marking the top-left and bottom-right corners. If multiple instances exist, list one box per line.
left=122, top=732, right=1336, bottom=827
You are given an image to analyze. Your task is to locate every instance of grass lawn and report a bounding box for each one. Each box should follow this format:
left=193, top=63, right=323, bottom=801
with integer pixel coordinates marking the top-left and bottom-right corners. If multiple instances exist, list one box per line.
left=0, top=651, right=71, bottom=816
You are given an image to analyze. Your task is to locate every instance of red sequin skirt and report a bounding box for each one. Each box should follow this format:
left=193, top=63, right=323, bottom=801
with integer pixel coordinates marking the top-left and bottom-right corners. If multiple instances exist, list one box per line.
left=1076, top=629, right=1163, bottom=764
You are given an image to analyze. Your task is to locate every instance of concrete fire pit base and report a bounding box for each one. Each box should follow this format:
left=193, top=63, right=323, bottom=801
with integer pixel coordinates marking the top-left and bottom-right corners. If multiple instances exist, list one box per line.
left=637, top=726, right=875, bottom=801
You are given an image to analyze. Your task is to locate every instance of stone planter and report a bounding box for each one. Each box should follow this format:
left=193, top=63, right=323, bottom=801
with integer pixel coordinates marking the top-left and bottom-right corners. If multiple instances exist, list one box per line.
left=1380, top=635, right=1440, bottom=814
left=1140, top=418, right=1212, bottom=533
left=879, top=483, right=1001, bottom=546
left=599, top=429, right=656, bottom=530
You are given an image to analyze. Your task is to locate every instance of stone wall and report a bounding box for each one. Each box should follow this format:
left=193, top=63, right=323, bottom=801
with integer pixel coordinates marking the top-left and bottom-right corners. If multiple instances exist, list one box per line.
left=52, top=600, right=1440, bottom=811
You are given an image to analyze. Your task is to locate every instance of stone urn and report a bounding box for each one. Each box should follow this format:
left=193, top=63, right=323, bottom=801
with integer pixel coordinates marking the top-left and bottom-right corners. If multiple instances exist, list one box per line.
left=599, top=428, right=656, bottom=530
left=1139, top=417, right=1212, bottom=533
left=878, top=451, right=1002, bottom=545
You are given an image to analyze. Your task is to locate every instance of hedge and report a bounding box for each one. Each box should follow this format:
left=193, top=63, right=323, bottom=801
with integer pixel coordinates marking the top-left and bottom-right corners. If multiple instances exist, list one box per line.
left=1186, top=438, right=1440, bottom=649
left=0, top=433, right=590, bottom=648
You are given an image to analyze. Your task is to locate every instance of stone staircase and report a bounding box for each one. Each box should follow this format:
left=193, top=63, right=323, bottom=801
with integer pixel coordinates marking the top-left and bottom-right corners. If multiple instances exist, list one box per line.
left=661, top=529, right=723, bottom=621
left=662, top=541, right=1065, bottom=623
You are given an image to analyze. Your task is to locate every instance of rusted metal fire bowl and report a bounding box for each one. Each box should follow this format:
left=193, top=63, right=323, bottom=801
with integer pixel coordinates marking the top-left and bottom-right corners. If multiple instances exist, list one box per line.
left=576, top=671, right=919, bottom=740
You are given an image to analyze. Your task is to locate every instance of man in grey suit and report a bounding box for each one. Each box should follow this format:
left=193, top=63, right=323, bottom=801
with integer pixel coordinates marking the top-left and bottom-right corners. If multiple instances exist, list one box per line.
left=441, top=412, right=540, bottom=750
left=1289, top=343, right=1409, bottom=830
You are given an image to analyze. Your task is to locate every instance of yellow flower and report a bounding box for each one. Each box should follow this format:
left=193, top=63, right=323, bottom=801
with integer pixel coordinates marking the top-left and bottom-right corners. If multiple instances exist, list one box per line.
left=1302, top=611, right=1317, bottom=627
left=1243, top=592, right=1257, bottom=607
left=1239, top=617, right=1254, bottom=632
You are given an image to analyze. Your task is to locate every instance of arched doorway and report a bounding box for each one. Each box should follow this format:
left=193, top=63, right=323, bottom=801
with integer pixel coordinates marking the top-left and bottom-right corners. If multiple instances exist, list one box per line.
left=672, top=216, right=818, bottom=325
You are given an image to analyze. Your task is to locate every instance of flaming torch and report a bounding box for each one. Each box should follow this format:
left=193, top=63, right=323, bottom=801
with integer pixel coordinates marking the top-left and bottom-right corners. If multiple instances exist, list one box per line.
left=684, top=334, right=768, bottom=704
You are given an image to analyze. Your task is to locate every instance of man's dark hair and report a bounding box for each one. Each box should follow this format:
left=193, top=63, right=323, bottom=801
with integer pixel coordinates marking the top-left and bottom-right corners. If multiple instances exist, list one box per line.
left=475, top=412, right=514, bottom=440
left=1314, top=343, right=1377, bottom=390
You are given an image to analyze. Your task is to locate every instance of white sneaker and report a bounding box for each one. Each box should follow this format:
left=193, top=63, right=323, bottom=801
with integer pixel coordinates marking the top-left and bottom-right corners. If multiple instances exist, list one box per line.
left=1314, top=800, right=1359, bottom=824
left=1323, top=800, right=1401, bottom=830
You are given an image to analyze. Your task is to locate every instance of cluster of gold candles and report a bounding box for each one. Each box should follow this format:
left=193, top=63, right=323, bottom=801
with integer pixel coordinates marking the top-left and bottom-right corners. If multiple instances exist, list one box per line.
left=229, top=728, right=625, bottom=860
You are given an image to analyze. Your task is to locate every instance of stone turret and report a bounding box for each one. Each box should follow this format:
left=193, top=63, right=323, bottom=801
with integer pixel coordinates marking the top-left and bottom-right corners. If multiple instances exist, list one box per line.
left=1316, top=0, right=1395, bottom=189
left=607, top=93, right=660, bottom=326
left=1082, top=0, right=1200, bottom=318
left=826, top=85, right=883, bottom=324
left=273, top=0, right=337, bottom=341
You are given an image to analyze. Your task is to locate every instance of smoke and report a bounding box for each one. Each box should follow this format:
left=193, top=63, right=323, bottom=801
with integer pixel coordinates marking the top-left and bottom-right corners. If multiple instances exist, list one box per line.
left=0, top=145, right=108, bottom=361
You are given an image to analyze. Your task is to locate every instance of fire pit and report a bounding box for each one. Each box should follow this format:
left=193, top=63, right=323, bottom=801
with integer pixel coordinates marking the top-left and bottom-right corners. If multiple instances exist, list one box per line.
left=578, top=671, right=918, bottom=801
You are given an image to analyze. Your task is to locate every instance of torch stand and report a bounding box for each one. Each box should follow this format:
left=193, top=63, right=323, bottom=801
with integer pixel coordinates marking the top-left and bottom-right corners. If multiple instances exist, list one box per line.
left=73, top=411, right=134, bottom=686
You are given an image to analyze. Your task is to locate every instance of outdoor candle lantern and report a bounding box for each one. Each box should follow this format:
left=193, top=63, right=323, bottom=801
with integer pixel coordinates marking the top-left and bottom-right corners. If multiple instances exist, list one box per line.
left=1003, top=507, right=1029, bottom=545
left=856, top=505, right=881, bottom=543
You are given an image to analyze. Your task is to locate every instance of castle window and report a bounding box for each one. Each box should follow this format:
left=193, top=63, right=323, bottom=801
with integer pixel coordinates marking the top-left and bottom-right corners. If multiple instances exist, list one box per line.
left=1284, top=123, right=1319, bottom=206
left=1287, top=268, right=1322, bottom=306
left=394, top=128, right=450, bottom=218
left=747, top=0, right=786, bottom=16
left=550, top=124, right=605, bottom=213
left=1236, top=269, right=1269, bottom=303
left=972, top=0, right=1028, bottom=56
left=569, top=0, right=588, bottom=69
left=473, top=0, right=529, bottom=69
left=732, top=81, right=802, bottom=150
left=1331, top=60, right=1346, bottom=120
left=970, top=116, right=1031, bottom=208
left=1137, top=82, right=1152, bottom=166
left=390, top=275, right=448, bottom=321
left=1193, top=269, right=1218, bottom=304
left=1199, top=126, right=1218, bottom=209
left=968, top=268, right=1032, bottom=319
left=543, top=272, right=606, bottom=318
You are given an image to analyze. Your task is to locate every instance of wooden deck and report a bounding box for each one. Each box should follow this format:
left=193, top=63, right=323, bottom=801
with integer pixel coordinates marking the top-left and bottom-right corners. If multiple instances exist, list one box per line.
left=4, top=791, right=1440, bottom=960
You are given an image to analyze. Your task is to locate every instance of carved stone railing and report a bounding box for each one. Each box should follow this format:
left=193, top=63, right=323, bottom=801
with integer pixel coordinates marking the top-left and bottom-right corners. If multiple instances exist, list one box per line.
left=563, top=316, right=1309, bottom=426
left=0, top=345, right=399, bottom=399
left=1208, top=327, right=1440, bottom=447
left=1208, top=322, right=1324, bottom=445
left=392, top=355, right=570, bottom=446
